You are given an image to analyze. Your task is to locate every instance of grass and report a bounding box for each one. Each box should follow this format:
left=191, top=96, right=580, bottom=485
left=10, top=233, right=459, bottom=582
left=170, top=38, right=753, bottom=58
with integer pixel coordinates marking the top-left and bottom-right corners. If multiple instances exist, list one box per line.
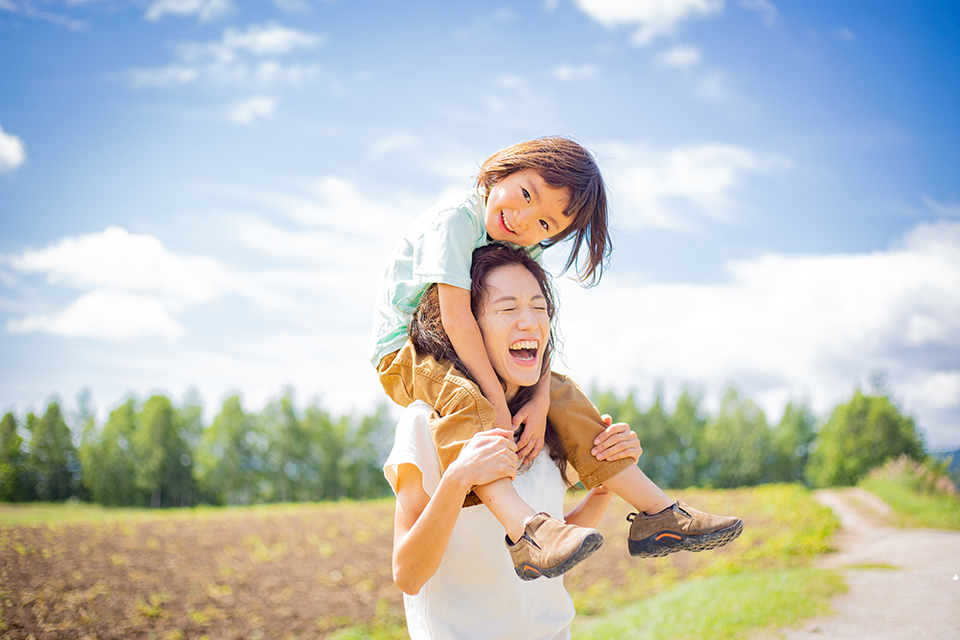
left=572, top=568, right=846, bottom=640
left=859, top=456, right=960, bottom=530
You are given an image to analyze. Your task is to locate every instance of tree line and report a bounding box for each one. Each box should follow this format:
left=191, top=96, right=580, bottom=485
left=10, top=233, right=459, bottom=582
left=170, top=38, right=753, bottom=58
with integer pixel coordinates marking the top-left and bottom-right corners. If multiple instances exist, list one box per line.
left=0, top=390, right=394, bottom=507
left=0, top=383, right=929, bottom=507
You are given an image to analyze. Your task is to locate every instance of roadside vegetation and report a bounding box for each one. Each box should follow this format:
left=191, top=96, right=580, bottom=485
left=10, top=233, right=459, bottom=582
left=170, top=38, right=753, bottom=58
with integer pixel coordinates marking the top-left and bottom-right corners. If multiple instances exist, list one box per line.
left=860, top=455, right=960, bottom=530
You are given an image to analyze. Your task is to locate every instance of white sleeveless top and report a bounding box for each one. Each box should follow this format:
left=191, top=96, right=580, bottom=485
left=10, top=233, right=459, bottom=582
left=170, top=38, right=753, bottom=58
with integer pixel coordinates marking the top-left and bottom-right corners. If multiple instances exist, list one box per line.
left=384, top=400, right=575, bottom=640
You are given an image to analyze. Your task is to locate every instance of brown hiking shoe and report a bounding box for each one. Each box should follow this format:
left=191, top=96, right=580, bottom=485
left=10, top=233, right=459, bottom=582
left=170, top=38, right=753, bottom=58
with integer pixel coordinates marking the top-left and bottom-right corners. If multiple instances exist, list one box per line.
left=507, top=513, right=603, bottom=581
left=627, top=500, right=742, bottom=558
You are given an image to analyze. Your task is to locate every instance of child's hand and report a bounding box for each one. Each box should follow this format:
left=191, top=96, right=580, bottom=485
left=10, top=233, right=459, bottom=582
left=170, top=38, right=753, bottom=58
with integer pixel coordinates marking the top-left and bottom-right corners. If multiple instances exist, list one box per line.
left=513, top=393, right=548, bottom=465
left=591, top=414, right=642, bottom=463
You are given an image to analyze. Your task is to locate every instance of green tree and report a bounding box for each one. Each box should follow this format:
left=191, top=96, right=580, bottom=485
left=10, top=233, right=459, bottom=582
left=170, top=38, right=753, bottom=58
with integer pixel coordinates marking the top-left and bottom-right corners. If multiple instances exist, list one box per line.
left=807, top=389, right=925, bottom=487
left=80, top=399, right=150, bottom=507
left=341, top=404, right=393, bottom=500
left=0, top=412, right=29, bottom=502
left=700, top=388, right=773, bottom=488
left=198, top=395, right=263, bottom=505
left=133, top=395, right=194, bottom=507
left=27, top=401, right=80, bottom=501
left=666, top=390, right=707, bottom=489
left=769, top=400, right=817, bottom=484
left=262, top=390, right=314, bottom=502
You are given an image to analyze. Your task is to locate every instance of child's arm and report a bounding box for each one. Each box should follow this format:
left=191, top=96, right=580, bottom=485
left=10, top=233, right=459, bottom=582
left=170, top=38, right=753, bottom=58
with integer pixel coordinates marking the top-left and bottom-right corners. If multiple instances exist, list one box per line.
left=437, top=283, right=513, bottom=432
left=513, top=365, right=550, bottom=464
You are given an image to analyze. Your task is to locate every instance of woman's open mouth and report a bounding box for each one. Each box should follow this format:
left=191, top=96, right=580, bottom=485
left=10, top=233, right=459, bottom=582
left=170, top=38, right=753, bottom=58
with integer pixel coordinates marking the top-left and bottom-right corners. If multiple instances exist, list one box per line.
left=509, top=339, right=539, bottom=363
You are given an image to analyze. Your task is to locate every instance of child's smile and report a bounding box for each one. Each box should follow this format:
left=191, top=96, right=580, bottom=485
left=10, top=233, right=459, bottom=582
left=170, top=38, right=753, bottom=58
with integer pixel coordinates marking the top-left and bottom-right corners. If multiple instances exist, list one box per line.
left=484, top=170, right=572, bottom=247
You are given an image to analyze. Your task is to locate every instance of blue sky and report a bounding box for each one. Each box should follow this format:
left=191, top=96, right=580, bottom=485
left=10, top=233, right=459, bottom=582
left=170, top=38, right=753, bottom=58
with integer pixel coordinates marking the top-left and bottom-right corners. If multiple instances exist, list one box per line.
left=2, top=0, right=959, bottom=449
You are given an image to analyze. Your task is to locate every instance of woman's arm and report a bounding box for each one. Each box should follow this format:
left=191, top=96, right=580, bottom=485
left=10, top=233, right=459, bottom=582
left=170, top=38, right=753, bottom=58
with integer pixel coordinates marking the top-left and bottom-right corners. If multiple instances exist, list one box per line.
left=564, top=416, right=642, bottom=529
left=392, top=428, right=518, bottom=595
left=437, top=283, right=512, bottom=431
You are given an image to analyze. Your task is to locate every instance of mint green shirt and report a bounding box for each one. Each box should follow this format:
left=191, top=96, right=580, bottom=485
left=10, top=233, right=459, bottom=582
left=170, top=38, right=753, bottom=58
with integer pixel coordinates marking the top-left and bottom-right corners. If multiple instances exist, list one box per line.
left=369, top=190, right=543, bottom=367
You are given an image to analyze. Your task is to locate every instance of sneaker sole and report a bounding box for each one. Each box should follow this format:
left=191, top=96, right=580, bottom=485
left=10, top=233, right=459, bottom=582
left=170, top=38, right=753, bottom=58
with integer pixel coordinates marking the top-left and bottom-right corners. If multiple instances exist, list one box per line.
left=628, top=519, right=743, bottom=558
left=515, top=531, right=604, bottom=581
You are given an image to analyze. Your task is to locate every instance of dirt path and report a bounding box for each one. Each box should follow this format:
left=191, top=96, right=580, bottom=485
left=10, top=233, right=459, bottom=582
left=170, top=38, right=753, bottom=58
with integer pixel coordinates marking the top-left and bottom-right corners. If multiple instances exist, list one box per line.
left=778, top=488, right=960, bottom=639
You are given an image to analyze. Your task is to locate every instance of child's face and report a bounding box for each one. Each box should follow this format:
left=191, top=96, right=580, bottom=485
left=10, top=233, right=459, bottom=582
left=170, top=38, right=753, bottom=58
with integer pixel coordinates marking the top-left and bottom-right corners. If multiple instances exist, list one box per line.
left=484, top=169, right=572, bottom=247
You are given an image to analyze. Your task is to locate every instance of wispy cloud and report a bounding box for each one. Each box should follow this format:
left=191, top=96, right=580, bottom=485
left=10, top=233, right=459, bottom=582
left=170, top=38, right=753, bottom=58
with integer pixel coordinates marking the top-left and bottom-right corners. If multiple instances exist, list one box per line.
left=834, top=27, right=856, bottom=42
left=227, top=95, right=279, bottom=124
left=0, top=123, right=26, bottom=173
left=923, top=196, right=960, bottom=218
left=128, top=22, right=324, bottom=88
left=145, top=0, right=231, bottom=23
left=0, top=0, right=87, bottom=29
left=741, top=0, right=777, bottom=27
left=556, top=219, right=960, bottom=447
left=551, top=63, right=600, bottom=82
left=572, top=0, right=723, bottom=46
left=602, top=141, right=791, bottom=229
left=654, top=45, right=702, bottom=70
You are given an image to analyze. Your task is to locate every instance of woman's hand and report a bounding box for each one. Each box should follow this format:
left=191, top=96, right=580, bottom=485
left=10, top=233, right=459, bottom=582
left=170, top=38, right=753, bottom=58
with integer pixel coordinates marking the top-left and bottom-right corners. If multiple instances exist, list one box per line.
left=448, top=428, right=519, bottom=488
left=590, top=414, right=642, bottom=463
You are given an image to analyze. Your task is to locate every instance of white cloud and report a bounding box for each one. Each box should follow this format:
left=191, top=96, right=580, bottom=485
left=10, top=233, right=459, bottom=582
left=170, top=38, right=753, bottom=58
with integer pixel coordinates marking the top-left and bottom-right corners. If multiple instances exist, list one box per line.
left=555, top=219, right=960, bottom=447
left=0, top=123, right=26, bottom=173
left=740, top=0, right=777, bottom=27
left=654, top=45, right=702, bottom=70
left=146, top=0, right=231, bottom=23
left=1, top=227, right=247, bottom=341
left=602, top=141, right=791, bottom=229
left=7, top=290, right=184, bottom=340
left=128, top=23, right=324, bottom=88
left=227, top=95, right=279, bottom=124
left=6, top=227, right=226, bottom=305
left=552, top=63, right=600, bottom=82
left=572, top=0, right=724, bottom=46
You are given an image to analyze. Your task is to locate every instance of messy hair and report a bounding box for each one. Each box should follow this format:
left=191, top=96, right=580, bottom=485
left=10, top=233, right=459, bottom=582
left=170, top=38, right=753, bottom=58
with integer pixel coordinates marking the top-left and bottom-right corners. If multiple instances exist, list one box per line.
left=475, top=136, right=611, bottom=287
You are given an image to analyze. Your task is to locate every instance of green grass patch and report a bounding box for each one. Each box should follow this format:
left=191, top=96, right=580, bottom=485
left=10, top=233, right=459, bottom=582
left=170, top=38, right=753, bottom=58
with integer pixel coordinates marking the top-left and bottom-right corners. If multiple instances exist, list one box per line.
left=0, top=498, right=397, bottom=527
left=860, top=458, right=960, bottom=530
left=842, top=563, right=898, bottom=570
left=572, top=568, right=846, bottom=640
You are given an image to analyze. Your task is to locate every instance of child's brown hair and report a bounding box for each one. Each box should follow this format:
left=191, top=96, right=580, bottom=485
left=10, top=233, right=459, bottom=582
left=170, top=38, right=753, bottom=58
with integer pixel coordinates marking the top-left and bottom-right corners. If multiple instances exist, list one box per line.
left=475, top=136, right=611, bottom=286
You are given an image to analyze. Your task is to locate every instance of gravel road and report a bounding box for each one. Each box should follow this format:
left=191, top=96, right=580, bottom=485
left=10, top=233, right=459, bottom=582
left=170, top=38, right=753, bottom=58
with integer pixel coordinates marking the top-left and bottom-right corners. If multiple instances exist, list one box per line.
left=777, top=487, right=960, bottom=639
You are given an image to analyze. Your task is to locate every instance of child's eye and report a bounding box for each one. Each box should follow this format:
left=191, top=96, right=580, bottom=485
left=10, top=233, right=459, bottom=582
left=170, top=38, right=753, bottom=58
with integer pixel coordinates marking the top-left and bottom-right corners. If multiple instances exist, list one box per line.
left=539, top=220, right=549, bottom=231
left=522, top=188, right=531, bottom=202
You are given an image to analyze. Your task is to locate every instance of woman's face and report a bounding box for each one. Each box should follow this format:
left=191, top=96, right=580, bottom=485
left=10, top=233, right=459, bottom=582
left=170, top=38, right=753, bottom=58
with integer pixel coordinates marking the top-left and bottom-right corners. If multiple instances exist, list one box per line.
left=476, top=263, right=551, bottom=398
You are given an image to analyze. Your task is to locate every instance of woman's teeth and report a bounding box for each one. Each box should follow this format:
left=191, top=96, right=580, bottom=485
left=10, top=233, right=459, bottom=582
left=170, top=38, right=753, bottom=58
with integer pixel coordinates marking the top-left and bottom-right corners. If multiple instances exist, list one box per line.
left=509, top=340, right=538, bottom=361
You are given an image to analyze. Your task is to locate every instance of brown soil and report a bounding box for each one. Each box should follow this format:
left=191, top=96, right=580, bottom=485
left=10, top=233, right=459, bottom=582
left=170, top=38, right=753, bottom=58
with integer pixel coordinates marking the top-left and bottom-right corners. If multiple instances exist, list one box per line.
left=776, top=488, right=960, bottom=639
left=0, top=503, right=400, bottom=639
left=0, top=491, right=752, bottom=639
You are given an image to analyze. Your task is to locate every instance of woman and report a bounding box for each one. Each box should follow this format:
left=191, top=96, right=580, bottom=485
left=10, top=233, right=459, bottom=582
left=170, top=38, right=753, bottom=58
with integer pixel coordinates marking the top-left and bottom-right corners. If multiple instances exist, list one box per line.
left=383, top=243, right=642, bottom=639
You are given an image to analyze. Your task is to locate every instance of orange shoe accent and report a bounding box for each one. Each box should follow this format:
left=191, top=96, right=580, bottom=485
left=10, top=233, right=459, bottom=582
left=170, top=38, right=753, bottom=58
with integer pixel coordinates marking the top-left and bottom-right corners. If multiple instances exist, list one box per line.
left=656, top=533, right=683, bottom=541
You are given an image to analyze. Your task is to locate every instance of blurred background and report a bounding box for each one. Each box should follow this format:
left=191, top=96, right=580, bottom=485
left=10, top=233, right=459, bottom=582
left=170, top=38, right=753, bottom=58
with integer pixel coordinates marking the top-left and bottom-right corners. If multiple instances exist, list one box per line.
left=1, top=0, right=958, bottom=454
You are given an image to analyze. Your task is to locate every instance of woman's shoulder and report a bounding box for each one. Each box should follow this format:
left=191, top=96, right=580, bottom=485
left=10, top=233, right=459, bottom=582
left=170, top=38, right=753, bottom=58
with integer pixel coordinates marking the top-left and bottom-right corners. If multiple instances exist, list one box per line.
left=384, top=401, right=442, bottom=495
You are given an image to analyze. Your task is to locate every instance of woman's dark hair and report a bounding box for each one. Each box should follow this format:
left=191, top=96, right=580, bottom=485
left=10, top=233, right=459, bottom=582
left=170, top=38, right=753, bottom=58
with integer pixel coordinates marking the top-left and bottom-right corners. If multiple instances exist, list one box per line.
left=475, top=136, right=611, bottom=287
left=409, top=243, right=570, bottom=483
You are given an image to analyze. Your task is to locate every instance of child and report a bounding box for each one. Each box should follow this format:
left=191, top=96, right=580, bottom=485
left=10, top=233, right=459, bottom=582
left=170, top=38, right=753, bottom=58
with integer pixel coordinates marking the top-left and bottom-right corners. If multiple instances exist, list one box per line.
left=370, top=137, right=742, bottom=580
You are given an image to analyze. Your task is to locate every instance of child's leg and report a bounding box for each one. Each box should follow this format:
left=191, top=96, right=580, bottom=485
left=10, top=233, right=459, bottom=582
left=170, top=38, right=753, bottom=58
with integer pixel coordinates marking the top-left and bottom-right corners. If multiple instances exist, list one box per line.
left=381, top=342, right=603, bottom=578
left=549, top=372, right=742, bottom=557
left=379, top=339, right=497, bottom=506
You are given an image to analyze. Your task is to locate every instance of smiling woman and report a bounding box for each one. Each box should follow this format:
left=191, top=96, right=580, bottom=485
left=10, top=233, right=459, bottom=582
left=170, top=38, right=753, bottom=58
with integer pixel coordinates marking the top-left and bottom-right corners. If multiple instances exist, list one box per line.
left=386, top=243, right=639, bottom=639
